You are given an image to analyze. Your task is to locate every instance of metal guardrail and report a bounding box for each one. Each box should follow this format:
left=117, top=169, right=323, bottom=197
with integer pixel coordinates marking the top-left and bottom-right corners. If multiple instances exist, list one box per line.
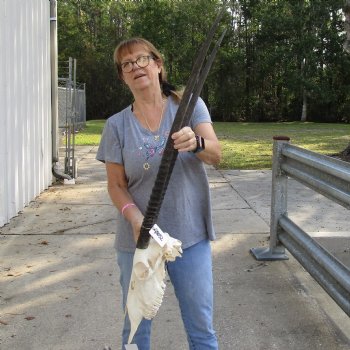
left=250, top=136, right=350, bottom=317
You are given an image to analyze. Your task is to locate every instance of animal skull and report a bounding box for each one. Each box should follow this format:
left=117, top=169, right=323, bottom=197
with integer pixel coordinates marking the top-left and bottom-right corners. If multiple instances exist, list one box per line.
left=126, top=235, right=182, bottom=344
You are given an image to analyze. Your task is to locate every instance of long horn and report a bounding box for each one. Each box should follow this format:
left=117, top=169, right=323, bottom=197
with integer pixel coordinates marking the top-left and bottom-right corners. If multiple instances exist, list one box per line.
left=137, top=6, right=227, bottom=249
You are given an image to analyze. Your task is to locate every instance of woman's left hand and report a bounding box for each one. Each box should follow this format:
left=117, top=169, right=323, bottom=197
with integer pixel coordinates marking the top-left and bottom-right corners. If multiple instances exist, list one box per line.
left=171, top=126, right=197, bottom=152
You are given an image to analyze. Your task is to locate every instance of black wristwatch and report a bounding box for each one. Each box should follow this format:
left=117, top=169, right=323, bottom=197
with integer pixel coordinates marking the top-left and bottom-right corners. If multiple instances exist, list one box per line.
left=192, top=135, right=205, bottom=154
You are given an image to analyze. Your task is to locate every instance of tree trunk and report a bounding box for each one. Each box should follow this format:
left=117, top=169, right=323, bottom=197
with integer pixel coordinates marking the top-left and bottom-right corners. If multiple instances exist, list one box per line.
left=300, top=58, right=307, bottom=122
left=301, top=89, right=307, bottom=122
left=344, top=0, right=350, bottom=53
left=342, top=2, right=350, bottom=154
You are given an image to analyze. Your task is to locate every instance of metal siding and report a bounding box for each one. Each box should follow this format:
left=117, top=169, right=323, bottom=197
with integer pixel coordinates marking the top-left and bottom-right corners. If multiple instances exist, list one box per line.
left=0, top=0, right=52, bottom=227
left=0, top=0, right=8, bottom=226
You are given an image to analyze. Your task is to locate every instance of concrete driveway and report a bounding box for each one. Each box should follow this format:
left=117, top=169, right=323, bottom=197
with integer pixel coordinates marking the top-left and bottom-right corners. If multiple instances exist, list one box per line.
left=1, top=146, right=349, bottom=350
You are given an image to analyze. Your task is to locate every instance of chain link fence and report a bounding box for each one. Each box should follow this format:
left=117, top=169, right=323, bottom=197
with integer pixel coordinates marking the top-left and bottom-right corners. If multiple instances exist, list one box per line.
left=57, top=58, right=86, bottom=177
left=58, top=81, right=86, bottom=130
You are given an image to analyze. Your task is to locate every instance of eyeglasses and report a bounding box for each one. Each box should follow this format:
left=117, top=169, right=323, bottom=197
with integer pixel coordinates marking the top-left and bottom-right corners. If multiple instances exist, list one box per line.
left=120, top=55, right=154, bottom=73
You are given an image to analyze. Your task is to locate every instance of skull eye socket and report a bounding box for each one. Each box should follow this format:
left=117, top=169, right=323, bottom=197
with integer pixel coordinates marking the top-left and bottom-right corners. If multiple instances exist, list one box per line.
left=134, top=262, right=151, bottom=279
left=147, top=259, right=155, bottom=269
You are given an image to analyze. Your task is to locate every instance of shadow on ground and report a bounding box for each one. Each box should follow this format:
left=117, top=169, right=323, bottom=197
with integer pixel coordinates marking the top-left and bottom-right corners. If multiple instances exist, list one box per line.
left=1, top=146, right=349, bottom=350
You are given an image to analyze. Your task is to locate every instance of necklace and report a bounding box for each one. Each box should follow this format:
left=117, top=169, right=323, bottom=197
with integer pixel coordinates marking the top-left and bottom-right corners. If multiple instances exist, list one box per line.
left=137, top=98, right=165, bottom=141
left=135, top=98, right=166, bottom=171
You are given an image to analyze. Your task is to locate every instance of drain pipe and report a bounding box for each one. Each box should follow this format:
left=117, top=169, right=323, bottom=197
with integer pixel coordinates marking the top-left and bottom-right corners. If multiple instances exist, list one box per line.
left=50, top=0, right=71, bottom=180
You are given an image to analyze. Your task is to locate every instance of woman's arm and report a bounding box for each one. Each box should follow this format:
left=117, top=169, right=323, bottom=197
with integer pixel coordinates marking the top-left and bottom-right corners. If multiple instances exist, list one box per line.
left=105, top=162, right=144, bottom=242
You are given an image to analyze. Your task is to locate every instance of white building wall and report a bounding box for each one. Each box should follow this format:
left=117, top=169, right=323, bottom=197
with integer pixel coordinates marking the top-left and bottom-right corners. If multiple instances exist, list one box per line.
left=0, top=0, right=52, bottom=227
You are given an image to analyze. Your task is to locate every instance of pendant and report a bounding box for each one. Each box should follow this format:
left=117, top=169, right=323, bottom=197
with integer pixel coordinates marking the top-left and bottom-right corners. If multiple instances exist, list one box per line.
left=154, top=135, right=160, bottom=141
left=143, top=162, right=150, bottom=171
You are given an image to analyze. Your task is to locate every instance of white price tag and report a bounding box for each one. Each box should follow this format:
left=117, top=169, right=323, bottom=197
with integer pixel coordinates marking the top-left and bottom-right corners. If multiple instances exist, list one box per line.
left=125, top=344, right=139, bottom=350
left=149, top=224, right=169, bottom=247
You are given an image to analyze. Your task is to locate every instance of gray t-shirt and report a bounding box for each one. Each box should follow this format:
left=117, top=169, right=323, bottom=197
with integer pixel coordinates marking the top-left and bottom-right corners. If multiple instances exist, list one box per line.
left=96, top=96, right=215, bottom=252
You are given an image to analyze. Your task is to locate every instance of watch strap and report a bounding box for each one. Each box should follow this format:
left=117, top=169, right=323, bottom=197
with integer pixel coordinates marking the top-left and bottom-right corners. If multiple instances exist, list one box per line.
left=192, top=135, right=205, bottom=153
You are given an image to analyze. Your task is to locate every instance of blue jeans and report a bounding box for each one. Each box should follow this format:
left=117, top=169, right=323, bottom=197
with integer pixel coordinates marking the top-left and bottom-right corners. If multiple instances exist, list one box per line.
left=117, top=239, right=218, bottom=350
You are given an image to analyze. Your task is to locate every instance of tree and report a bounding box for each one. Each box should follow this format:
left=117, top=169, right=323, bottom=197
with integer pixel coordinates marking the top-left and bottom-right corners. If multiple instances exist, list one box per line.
left=58, top=0, right=133, bottom=119
left=340, top=0, right=350, bottom=161
left=344, top=0, right=350, bottom=53
left=57, top=0, right=350, bottom=122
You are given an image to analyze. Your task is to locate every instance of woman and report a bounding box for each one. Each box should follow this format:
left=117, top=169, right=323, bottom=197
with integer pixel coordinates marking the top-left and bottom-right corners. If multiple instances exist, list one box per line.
left=96, top=37, right=221, bottom=350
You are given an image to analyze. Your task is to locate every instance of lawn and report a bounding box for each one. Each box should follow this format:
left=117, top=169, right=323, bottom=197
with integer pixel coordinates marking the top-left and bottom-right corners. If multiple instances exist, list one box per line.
left=214, top=122, right=350, bottom=169
left=74, top=120, right=106, bottom=146
left=75, top=120, right=350, bottom=169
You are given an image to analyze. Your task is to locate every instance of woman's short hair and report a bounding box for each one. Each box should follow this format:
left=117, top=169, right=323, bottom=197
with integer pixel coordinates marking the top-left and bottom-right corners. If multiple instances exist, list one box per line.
left=114, top=37, right=182, bottom=101
left=114, top=38, right=166, bottom=82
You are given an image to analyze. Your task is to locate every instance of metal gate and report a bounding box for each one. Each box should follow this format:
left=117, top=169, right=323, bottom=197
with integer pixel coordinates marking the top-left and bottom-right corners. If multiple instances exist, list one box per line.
left=58, top=57, right=84, bottom=179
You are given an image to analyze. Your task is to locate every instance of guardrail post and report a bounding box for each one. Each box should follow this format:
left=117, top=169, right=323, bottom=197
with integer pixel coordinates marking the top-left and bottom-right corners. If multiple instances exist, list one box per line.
left=250, top=136, right=290, bottom=260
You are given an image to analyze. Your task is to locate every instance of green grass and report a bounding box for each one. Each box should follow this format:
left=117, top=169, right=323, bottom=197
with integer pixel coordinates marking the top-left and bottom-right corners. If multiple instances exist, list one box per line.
left=74, top=120, right=106, bottom=145
left=215, top=122, right=350, bottom=169
left=76, top=120, right=350, bottom=169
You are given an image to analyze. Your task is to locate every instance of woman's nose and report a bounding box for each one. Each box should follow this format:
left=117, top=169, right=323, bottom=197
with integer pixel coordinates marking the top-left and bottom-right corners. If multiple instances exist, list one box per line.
left=131, top=62, right=141, bottom=71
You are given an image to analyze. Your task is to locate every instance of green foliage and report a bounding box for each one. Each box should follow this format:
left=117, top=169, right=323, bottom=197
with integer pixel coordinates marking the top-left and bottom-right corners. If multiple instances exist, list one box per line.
left=57, top=0, right=350, bottom=122
left=58, top=0, right=133, bottom=118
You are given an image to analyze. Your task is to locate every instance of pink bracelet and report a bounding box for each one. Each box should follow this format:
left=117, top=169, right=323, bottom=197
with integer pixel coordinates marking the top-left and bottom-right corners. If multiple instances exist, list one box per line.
left=121, top=203, right=136, bottom=216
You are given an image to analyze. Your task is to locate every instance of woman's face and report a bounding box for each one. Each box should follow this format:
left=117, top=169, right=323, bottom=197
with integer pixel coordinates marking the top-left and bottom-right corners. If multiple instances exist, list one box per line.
left=120, top=44, right=162, bottom=94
